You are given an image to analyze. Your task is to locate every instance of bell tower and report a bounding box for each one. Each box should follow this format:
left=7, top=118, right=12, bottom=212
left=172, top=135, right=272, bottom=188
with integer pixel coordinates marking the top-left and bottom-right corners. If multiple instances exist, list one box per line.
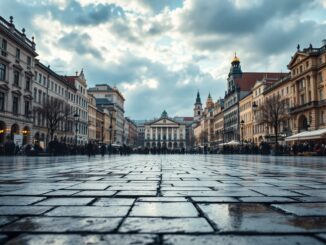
left=194, top=91, right=203, bottom=122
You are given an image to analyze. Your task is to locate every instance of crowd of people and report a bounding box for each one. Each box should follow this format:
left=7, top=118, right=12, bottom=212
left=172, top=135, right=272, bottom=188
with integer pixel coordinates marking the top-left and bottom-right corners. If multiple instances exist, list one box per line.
left=211, top=141, right=326, bottom=156
left=1, top=138, right=326, bottom=156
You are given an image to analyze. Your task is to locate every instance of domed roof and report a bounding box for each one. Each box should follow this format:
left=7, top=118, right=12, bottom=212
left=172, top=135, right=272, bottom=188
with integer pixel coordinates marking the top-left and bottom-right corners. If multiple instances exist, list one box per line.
left=232, top=52, right=240, bottom=63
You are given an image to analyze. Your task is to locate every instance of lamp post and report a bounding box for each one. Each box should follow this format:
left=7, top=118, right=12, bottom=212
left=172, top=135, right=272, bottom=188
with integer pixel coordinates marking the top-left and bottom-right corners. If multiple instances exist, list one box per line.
left=240, top=120, right=245, bottom=146
left=74, top=113, right=79, bottom=147
left=101, top=121, right=104, bottom=144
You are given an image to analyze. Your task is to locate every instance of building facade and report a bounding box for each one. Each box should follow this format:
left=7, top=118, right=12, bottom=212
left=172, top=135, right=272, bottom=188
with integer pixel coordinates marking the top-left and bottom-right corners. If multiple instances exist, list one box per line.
left=33, top=61, right=77, bottom=147
left=0, top=16, right=37, bottom=146
left=224, top=54, right=286, bottom=142
left=88, top=84, right=125, bottom=146
left=288, top=42, right=326, bottom=133
left=144, top=111, right=186, bottom=150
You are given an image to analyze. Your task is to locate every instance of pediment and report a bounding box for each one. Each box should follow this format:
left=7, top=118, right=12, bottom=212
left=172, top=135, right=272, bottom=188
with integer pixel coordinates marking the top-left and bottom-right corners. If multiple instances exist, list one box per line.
left=149, top=118, right=180, bottom=126
left=287, top=52, right=309, bottom=68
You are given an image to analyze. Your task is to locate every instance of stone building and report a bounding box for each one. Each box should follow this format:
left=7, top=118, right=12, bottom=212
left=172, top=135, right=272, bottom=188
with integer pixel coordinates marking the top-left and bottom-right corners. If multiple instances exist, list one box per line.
left=33, top=61, right=77, bottom=147
left=288, top=41, right=326, bottom=133
left=239, top=92, right=253, bottom=143
left=144, top=110, right=186, bottom=150
left=88, top=94, right=97, bottom=142
left=223, top=54, right=286, bottom=142
left=88, top=84, right=125, bottom=146
left=125, top=117, right=137, bottom=147
left=213, top=99, right=224, bottom=145
left=64, top=70, right=88, bottom=145
left=0, top=16, right=37, bottom=146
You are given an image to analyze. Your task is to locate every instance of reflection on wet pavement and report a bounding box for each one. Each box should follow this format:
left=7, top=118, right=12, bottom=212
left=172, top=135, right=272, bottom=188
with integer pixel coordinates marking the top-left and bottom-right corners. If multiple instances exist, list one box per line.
left=0, top=154, right=325, bottom=244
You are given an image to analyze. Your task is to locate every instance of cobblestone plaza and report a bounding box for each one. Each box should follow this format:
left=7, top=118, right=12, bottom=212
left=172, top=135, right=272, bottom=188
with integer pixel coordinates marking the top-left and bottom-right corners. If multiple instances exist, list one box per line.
left=0, top=155, right=325, bottom=244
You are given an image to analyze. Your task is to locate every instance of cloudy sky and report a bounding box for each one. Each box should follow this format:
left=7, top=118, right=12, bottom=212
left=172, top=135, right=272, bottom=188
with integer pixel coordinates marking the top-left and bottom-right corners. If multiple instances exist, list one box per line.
left=1, top=0, right=326, bottom=119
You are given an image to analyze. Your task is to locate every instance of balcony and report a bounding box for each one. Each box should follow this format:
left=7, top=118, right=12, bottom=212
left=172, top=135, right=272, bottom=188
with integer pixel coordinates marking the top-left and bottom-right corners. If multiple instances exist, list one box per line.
left=290, top=101, right=318, bottom=114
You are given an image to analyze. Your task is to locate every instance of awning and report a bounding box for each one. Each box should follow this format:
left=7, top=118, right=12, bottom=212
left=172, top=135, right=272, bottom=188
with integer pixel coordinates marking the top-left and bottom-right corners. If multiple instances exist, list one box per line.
left=285, top=128, right=326, bottom=142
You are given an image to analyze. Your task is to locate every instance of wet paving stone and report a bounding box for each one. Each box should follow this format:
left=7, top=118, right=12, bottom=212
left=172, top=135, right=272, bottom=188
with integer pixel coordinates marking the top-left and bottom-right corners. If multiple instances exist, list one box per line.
left=0, top=217, right=18, bottom=226
left=0, top=196, right=45, bottom=205
left=0, top=206, right=52, bottom=216
left=93, top=198, right=135, bottom=206
left=0, top=155, right=326, bottom=244
left=198, top=203, right=326, bottom=233
left=0, top=217, right=122, bottom=232
left=0, top=235, right=7, bottom=243
left=120, top=217, right=214, bottom=233
left=192, top=197, right=238, bottom=202
left=5, top=234, right=157, bottom=245
left=137, top=197, right=188, bottom=202
left=130, top=202, right=199, bottom=217
left=239, top=197, right=296, bottom=203
left=272, top=203, right=326, bottom=216
left=35, top=197, right=94, bottom=206
left=163, top=235, right=325, bottom=245
left=43, top=190, right=80, bottom=196
left=72, top=190, right=117, bottom=196
left=45, top=206, right=130, bottom=217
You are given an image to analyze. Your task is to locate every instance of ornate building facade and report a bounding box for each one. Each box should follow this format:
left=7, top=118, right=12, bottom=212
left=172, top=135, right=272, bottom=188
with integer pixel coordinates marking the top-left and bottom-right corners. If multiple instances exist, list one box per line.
left=224, top=54, right=286, bottom=142
left=144, top=111, right=186, bottom=150
left=288, top=42, right=326, bottom=133
left=0, top=16, right=37, bottom=146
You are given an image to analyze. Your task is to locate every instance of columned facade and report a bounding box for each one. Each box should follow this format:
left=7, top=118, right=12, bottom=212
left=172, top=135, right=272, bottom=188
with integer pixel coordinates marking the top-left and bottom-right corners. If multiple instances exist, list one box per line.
left=144, top=111, right=186, bottom=150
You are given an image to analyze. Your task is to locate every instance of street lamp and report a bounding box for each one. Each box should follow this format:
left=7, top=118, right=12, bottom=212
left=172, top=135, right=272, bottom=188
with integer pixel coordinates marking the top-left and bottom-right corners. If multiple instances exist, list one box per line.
left=101, top=121, right=104, bottom=144
left=74, top=113, right=79, bottom=147
left=240, top=119, right=245, bottom=146
left=252, top=101, right=258, bottom=110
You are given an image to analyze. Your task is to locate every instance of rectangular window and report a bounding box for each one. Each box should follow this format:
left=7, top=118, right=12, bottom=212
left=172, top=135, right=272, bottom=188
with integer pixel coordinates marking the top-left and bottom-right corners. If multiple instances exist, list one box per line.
left=24, top=100, right=30, bottom=116
left=27, top=56, right=31, bottom=67
left=0, top=92, right=4, bottom=111
left=15, top=48, right=20, bottom=60
left=13, top=70, right=19, bottom=86
left=38, top=90, right=42, bottom=104
left=318, top=72, right=323, bottom=83
left=0, top=63, right=6, bottom=81
left=25, top=77, right=31, bottom=91
left=43, top=76, right=46, bottom=86
left=33, top=88, right=37, bottom=102
left=38, top=74, right=42, bottom=83
left=12, top=96, right=19, bottom=114
left=1, top=39, right=7, bottom=56
left=320, top=89, right=324, bottom=100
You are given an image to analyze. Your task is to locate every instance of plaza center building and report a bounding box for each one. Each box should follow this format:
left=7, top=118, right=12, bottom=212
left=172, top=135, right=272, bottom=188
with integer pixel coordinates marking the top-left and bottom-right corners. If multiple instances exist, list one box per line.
left=144, top=111, right=186, bottom=150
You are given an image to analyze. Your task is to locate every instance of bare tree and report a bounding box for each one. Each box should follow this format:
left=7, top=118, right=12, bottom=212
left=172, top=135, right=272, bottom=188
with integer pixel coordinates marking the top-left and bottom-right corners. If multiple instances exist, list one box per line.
left=35, top=98, right=72, bottom=142
left=258, top=94, right=289, bottom=148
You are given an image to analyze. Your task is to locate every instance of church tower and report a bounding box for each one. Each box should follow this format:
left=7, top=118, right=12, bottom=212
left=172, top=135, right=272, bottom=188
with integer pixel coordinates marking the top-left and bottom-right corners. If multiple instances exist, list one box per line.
left=206, top=92, right=214, bottom=109
left=228, top=52, right=242, bottom=92
left=194, top=91, right=203, bottom=122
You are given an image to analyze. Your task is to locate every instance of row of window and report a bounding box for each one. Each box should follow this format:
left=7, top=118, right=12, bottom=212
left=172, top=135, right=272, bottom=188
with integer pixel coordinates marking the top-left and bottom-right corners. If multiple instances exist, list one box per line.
left=1, top=37, right=32, bottom=67
left=0, top=63, right=31, bottom=90
left=0, top=91, right=30, bottom=115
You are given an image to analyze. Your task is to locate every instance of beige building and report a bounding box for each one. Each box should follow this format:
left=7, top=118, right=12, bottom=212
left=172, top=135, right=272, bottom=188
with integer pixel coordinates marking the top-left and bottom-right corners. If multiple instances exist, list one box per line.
left=239, top=92, right=253, bottom=143
left=88, top=94, right=97, bottom=142
left=144, top=110, right=186, bottom=150
left=88, top=84, right=125, bottom=145
left=213, top=99, right=224, bottom=144
left=288, top=42, right=326, bottom=133
left=64, top=71, right=88, bottom=145
left=0, top=16, right=37, bottom=146
left=33, top=61, right=77, bottom=147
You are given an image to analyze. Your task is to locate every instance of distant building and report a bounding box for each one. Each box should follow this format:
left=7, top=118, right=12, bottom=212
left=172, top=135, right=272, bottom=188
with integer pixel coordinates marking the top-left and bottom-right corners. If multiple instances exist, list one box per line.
left=144, top=110, right=186, bottom=150
left=88, top=84, right=125, bottom=146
